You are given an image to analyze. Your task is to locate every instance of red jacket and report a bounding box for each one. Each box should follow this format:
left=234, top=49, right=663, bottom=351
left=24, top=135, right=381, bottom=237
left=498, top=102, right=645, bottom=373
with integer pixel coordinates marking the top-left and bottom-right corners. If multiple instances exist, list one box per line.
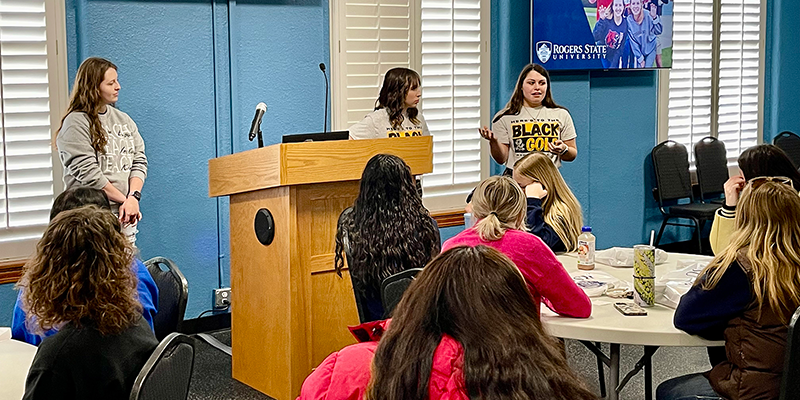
left=298, top=320, right=468, bottom=400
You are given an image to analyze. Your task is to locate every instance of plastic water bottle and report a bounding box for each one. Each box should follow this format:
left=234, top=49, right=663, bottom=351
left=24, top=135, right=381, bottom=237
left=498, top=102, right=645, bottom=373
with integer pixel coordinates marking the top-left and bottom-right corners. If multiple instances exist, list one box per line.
left=577, top=226, right=596, bottom=270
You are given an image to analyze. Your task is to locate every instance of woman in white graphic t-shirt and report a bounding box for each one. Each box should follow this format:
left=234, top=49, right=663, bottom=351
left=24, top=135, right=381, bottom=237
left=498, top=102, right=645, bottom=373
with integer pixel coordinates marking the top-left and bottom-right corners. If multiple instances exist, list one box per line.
left=479, top=64, right=577, bottom=173
left=349, top=67, right=431, bottom=140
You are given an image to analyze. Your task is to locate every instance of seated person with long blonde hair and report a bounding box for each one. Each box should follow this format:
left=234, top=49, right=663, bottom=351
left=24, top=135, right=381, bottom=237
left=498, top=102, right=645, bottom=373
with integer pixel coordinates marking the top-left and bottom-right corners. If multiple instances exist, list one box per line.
left=443, top=176, right=590, bottom=318
left=513, top=152, right=584, bottom=252
left=298, top=246, right=597, bottom=400
left=657, top=179, right=800, bottom=400
left=19, top=206, right=158, bottom=399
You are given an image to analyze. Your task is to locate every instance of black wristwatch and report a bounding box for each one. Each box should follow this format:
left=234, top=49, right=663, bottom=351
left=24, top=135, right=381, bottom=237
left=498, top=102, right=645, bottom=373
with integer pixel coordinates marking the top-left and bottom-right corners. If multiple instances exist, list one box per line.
left=129, top=190, right=142, bottom=201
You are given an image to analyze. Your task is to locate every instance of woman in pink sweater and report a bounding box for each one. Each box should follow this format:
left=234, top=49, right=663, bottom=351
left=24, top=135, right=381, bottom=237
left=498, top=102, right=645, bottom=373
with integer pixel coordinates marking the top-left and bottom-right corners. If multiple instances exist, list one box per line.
left=443, top=176, right=591, bottom=318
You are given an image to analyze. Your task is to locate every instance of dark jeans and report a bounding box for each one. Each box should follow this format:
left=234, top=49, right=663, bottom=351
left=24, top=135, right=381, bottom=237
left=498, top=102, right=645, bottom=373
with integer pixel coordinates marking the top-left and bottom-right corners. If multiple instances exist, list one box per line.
left=656, top=373, right=724, bottom=400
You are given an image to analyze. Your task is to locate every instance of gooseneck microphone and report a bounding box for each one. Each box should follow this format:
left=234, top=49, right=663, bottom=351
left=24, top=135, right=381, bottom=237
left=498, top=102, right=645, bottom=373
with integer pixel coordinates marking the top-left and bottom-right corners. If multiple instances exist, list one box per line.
left=319, top=63, right=328, bottom=133
left=248, top=102, right=267, bottom=148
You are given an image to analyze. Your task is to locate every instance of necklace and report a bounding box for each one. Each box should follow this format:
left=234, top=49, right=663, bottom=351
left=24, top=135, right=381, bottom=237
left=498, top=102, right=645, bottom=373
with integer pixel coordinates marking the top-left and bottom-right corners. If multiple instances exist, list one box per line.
left=522, top=105, right=544, bottom=121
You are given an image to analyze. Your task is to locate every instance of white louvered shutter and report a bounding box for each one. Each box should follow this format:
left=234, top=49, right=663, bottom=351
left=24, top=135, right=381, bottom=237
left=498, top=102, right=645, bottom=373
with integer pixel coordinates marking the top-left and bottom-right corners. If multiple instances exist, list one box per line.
left=667, top=0, right=714, bottom=165
left=716, top=0, right=760, bottom=165
left=333, top=0, right=414, bottom=128
left=0, top=0, right=54, bottom=260
left=419, top=0, right=482, bottom=211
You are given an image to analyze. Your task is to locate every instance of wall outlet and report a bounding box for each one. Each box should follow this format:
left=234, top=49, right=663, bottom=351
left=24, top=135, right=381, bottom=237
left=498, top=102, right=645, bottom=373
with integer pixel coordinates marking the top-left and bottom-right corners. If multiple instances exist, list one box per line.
left=213, top=288, right=231, bottom=309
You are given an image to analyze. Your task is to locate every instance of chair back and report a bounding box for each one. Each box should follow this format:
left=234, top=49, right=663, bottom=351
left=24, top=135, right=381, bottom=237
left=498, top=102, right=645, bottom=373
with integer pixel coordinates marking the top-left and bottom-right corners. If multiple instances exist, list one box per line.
left=381, top=268, right=423, bottom=318
left=130, top=333, right=195, bottom=400
left=145, top=257, right=188, bottom=340
left=694, top=136, right=728, bottom=200
left=652, top=140, right=695, bottom=204
left=780, top=306, right=800, bottom=400
left=774, top=131, right=800, bottom=169
left=338, top=208, right=369, bottom=323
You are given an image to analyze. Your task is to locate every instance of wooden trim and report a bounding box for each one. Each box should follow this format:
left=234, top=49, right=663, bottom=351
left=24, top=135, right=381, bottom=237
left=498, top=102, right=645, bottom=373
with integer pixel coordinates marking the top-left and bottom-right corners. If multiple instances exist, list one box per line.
left=432, top=209, right=465, bottom=228
left=0, top=259, right=26, bottom=285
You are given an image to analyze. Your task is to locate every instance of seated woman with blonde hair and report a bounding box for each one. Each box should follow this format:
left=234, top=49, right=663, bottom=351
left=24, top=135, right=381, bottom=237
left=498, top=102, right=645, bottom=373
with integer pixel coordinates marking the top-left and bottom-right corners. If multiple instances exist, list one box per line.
left=19, top=205, right=157, bottom=399
left=443, top=175, right=590, bottom=318
left=513, top=152, right=584, bottom=252
left=298, top=245, right=597, bottom=400
left=657, top=178, right=800, bottom=399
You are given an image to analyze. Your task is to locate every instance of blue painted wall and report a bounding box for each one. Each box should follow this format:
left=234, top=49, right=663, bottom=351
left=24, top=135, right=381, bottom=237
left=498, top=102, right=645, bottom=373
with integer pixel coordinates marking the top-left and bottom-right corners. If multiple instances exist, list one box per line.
left=764, top=0, right=800, bottom=143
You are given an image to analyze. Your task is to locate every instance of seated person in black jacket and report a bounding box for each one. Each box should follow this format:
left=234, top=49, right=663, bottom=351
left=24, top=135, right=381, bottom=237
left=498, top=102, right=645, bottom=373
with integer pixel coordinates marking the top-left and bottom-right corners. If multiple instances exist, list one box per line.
left=335, top=154, right=440, bottom=322
left=512, top=152, right=584, bottom=253
left=18, top=205, right=158, bottom=400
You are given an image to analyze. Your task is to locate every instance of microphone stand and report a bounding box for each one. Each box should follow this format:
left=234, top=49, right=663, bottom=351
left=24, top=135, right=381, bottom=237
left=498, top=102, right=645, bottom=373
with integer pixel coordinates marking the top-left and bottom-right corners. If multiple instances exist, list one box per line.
left=320, top=63, right=329, bottom=133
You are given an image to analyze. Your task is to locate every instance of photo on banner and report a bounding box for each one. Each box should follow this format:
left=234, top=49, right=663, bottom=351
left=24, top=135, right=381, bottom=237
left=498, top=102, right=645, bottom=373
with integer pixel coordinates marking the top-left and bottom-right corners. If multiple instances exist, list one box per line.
left=531, top=0, right=674, bottom=70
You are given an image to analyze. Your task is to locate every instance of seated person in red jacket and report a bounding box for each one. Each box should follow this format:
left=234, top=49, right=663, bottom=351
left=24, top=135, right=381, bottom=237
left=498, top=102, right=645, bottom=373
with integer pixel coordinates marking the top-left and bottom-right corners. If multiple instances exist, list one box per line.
left=443, top=175, right=591, bottom=318
left=19, top=206, right=158, bottom=399
left=513, top=152, right=584, bottom=253
left=657, top=179, right=800, bottom=400
left=298, top=245, right=597, bottom=400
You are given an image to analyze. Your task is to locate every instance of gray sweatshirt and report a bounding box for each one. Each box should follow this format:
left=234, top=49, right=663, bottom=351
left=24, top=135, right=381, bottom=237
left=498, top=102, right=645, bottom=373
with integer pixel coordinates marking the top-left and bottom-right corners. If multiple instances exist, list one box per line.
left=56, top=106, right=147, bottom=207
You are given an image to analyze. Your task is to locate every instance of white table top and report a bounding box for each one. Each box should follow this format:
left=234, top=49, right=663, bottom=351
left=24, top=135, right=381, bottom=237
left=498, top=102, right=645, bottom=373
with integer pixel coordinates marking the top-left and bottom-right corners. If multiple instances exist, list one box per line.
left=0, top=327, right=37, bottom=400
left=541, top=253, right=724, bottom=347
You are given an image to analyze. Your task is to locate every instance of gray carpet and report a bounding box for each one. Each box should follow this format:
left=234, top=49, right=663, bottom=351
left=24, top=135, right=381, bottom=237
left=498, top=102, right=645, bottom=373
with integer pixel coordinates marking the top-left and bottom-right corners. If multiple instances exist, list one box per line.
left=189, top=330, right=711, bottom=399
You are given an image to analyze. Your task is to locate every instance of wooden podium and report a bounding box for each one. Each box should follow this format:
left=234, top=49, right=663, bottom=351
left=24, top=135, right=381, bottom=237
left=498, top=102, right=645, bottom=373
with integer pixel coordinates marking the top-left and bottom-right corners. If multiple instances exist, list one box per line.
left=208, top=137, right=433, bottom=399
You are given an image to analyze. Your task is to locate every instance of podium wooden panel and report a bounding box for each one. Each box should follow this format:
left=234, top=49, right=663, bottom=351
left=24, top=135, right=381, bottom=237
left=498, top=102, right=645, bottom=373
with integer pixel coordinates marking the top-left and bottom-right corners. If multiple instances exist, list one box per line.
left=209, top=137, right=432, bottom=399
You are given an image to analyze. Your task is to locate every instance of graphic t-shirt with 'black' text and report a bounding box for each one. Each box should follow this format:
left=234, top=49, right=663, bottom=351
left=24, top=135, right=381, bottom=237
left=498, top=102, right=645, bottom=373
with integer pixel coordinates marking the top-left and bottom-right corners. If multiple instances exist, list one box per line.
left=492, top=106, right=577, bottom=169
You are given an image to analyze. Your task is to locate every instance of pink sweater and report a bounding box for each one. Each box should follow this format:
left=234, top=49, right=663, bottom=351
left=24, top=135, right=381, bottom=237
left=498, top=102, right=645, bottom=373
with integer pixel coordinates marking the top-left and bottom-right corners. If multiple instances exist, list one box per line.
left=442, top=228, right=591, bottom=318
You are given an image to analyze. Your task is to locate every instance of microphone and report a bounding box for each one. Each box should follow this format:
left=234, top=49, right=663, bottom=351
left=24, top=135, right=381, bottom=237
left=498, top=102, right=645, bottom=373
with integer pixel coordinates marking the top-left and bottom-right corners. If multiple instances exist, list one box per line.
left=319, top=63, right=328, bottom=133
left=248, top=102, right=267, bottom=147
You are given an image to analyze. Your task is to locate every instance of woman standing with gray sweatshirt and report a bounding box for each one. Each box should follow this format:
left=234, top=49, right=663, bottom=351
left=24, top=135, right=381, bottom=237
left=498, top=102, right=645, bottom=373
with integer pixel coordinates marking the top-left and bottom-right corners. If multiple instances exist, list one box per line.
left=627, top=0, right=662, bottom=68
left=56, top=57, right=147, bottom=245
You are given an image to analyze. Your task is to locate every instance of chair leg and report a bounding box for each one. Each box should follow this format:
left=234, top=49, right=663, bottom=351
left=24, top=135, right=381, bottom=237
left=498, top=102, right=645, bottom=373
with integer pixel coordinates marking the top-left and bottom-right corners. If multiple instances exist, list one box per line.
left=655, top=218, right=669, bottom=248
left=691, top=217, right=702, bottom=255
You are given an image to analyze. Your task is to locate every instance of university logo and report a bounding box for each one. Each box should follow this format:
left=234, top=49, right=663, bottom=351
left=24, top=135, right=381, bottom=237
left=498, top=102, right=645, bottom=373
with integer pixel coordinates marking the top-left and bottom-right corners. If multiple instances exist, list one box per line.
left=536, top=41, right=552, bottom=63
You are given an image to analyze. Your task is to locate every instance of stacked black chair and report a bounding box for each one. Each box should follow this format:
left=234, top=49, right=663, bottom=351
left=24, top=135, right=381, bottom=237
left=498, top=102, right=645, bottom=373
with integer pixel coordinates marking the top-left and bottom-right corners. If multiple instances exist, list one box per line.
left=145, top=257, right=189, bottom=340
left=773, top=131, right=800, bottom=170
left=129, top=332, right=196, bottom=400
left=380, top=268, right=423, bottom=318
left=652, top=141, right=719, bottom=254
left=694, top=136, right=728, bottom=204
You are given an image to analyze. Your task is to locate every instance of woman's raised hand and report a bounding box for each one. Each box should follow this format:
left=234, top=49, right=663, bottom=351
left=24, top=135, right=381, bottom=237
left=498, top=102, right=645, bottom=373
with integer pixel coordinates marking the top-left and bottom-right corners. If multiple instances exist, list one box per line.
left=478, top=126, right=496, bottom=141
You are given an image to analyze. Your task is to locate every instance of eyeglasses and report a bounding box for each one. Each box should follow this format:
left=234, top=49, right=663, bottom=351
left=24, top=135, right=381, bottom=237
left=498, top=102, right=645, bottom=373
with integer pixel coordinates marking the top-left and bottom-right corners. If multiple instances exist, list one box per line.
left=747, top=176, right=794, bottom=190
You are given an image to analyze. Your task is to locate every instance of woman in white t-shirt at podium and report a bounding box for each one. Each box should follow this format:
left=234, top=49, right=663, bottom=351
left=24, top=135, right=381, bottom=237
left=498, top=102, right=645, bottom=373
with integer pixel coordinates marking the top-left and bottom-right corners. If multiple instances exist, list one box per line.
left=348, top=67, right=431, bottom=139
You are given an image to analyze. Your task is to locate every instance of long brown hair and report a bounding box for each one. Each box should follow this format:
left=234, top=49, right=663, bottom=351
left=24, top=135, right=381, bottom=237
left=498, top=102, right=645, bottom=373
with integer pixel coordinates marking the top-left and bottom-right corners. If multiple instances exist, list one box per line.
left=470, top=176, right=527, bottom=241
left=514, top=152, right=583, bottom=251
left=367, top=245, right=596, bottom=400
left=376, top=67, right=421, bottom=130
left=699, top=181, right=800, bottom=323
left=17, top=205, right=141, bottom=335
left=55, top=57, right=117, bottom=153
left=493, top=63, right=566, bottom=123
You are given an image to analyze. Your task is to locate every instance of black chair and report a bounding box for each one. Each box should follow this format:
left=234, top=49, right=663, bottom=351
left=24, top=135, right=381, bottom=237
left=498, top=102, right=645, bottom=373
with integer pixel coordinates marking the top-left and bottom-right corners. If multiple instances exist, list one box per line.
left=337, top=208, right=369, bottom=323
left=380, top=268, right=423, bottom=318
left=145, top=257, right=189, bottom=340
left=780, top=306, right=800, bottom=400
left=652, top=141, right=719, bottom=254
left=129, top=332, right=196, bottom=400
left=694, top=136, right=728, bottom=204
left=774, top=131, right=800, bottom=170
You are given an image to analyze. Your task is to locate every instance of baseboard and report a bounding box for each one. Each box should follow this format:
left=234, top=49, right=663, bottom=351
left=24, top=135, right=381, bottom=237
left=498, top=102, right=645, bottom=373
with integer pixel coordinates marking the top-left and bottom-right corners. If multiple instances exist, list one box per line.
left=181, top=311, right=231, bottom=334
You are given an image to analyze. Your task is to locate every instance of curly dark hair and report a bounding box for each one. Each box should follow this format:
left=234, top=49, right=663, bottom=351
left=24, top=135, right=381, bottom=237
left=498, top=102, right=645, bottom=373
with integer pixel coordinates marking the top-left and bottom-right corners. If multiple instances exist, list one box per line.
left=334, top=154, right=440, bottom=300
left=376, top=67, right=422, bottom=130
left=368, top=245, right=597, bottom=400
left=17, top=205, right=141, bottom=336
